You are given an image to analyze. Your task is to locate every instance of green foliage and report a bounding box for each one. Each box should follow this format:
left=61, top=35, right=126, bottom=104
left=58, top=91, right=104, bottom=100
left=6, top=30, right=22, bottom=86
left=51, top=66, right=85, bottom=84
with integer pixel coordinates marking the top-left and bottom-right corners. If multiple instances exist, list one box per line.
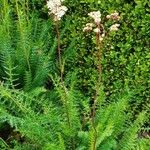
left=0, top=81, right=149, bottom=149
left=0, top=0, right=55, bottom=91
left=0, top=0, right=149, bottom=149
left=64, top=0, right=150, bottom=112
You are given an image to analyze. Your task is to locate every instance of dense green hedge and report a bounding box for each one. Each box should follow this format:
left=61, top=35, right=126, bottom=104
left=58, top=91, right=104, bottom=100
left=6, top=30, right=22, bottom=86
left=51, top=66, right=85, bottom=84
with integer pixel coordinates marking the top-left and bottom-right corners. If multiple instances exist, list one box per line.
left=27, top=0, right=150, bottom=120
left=53, top=0, right=150, bottom=114
left=1, top=0, right=149, bottom=114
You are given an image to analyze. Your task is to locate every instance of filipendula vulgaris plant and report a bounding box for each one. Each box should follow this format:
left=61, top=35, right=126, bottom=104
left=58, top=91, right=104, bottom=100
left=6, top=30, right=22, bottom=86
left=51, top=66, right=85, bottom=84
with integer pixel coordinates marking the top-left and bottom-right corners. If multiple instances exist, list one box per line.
left=83, top=10, right=120, bottom=150
left=46, top=1, right=79, bottom=149
left=46, top=0, right=68, bottom=82
left=81, top=10, right=149, bottom=150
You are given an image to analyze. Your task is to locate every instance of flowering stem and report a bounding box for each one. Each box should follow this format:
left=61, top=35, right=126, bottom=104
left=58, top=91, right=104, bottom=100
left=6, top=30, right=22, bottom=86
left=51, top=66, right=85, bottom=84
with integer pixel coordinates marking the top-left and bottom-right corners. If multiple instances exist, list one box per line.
left=55, top=21, right=63, bottom=82
left=96, top=38, right=102, bottom=83
left=91, top=24, right=103, bottom=150
left=56, top=22, right=71, bottom=130
left=92, top=23, right=104, bottom=117
left=55, top=21, right=71, bottom=133
left=55, top=21, right=75, bottom=150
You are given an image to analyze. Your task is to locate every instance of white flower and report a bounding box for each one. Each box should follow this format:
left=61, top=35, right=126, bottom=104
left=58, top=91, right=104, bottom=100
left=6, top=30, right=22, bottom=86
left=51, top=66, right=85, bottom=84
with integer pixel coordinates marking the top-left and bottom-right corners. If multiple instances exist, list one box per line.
left=93, top=28, right=101, bottom=33
left=47, top=0, right=61, bottom=10
left=101, top=33, right=105, bottom=37
left=47, top=0, right=65, bottom=7
left=86, top=23, right=94, bottom=28
left=83, top=26, right=92, bottom=32
left=88, top=11, right=101, bottom=24
left=106, top=15, right=111, bottom=19
left=110, top=24, right=120, bottom=31
left=47, top=0, right=67, bottom=21
left=54, top=6, right=68, bottom=21
left=99, top=37, right=104, bottom=41
left=106, top=11, right=120, bottom=20
left=83, top=23, right=94, bottom=32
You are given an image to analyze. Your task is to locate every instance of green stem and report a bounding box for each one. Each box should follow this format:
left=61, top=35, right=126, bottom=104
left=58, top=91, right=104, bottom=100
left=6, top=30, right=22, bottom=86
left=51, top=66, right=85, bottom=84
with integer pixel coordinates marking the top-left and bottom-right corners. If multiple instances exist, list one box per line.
left=0, top=137, right=9, bottom=149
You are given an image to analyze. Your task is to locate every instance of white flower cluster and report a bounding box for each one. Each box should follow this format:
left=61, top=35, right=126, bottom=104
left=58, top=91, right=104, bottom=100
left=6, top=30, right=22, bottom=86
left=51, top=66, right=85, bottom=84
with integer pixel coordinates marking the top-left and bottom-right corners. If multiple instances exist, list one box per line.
left=47, top=0, right=68, bottom=21
left=83, top=11, right=102, bottom=33
left=83, top=10, right=120, bottom=37
left=88, top=11, right=101, bottom=24
left=83, top=23, right=94, bottom=32
left=110, top=24, right=120, bottom=31
left=106, top=11, right=120, bottom=20
left=83, top=11, right=105, bottom=41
